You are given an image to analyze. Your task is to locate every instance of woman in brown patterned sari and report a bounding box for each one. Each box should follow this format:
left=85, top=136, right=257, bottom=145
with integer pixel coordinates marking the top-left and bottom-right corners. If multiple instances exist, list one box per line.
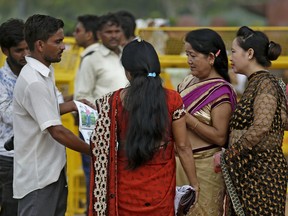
left=220, top=26, right=288, bottom=215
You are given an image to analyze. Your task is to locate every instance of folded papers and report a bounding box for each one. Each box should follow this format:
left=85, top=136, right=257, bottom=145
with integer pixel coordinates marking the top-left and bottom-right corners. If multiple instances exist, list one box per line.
left=175, top=185, right=196, bottom=215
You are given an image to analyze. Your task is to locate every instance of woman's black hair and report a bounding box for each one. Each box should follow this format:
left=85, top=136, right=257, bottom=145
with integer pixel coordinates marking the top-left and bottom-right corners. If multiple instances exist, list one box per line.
left=185, top=28, right=230, bottom=82
left=236, top=26, right=282, bottom=67
left=121, top=39, right=169, bottom=169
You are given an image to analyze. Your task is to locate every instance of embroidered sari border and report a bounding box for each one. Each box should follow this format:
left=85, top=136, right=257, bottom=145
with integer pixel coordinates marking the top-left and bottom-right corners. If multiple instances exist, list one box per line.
left=89, top=91, right=119, bottom=216
left=220, top=153, right=246, bottom=216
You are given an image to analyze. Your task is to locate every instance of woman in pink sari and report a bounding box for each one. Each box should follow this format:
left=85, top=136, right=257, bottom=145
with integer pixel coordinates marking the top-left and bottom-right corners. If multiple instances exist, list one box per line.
left=176, top=29, right=237, bottom=216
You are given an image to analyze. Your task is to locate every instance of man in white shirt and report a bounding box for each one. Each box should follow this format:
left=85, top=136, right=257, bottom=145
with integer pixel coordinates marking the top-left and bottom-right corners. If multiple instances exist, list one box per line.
left=13, top=14, right=92, bottom=216
left=116, top=10, right=137, bottom=47
left=74, top=12, right=128, bottom=103
left=72, top=14, right=99, bottom=215
left=73, top=15, right=99, bottom=102
left=73, top=13, right=128, bottom=214
left=0, top=18, right=29, bottom=216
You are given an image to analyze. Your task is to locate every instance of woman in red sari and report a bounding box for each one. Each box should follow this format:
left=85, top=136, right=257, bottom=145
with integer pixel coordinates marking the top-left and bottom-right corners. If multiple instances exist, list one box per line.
left=89, top=39, right=199, bottom=216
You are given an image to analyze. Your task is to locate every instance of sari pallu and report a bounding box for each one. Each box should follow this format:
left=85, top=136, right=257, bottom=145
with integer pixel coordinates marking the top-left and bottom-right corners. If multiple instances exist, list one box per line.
left=180, top=77, right=237, bottom=115
left=89, top=91, right=118, bottom=216
left=220, top=72, right=288, bottom=216
left=220, top=143, right=287, bottom=216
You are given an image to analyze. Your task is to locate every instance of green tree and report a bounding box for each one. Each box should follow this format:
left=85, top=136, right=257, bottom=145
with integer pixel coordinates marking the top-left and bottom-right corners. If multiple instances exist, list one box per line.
left=0, top=0, right=269, bottom=33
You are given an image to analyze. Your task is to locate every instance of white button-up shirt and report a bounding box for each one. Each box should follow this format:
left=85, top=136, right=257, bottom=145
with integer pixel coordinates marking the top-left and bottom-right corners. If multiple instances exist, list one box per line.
left=13, top=56, right=66, bottom=199
left=74, top=43, right=128, bottom=102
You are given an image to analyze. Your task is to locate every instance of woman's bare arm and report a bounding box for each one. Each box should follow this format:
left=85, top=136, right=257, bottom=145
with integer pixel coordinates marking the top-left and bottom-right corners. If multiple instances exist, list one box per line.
left=186, top=102, right=232, bottom=146
left=173, top=115, right=199, bottom=190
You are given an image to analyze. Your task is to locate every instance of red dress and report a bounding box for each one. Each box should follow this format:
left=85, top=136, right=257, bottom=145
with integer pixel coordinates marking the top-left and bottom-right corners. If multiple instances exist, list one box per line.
left=117, top=88, right=184, bottom=216
left=89, top=89, right=185, bottom=216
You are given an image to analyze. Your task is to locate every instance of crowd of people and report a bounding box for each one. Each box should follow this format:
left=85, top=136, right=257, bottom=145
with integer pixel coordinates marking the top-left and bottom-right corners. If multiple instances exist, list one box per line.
left=0, top=10, right=287, bottom=216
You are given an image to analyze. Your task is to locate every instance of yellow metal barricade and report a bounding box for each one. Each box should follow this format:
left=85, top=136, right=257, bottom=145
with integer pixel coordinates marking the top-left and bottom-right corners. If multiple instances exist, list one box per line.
left=137, top=26, right=288, bottom=56
left=53, top=38, right=86, bottom=216
left=0, top=52, right=5, bottom=66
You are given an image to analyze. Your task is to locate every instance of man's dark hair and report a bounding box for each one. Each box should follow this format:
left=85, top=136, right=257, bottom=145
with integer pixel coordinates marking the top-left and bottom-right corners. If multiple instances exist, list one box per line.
left=24, top=14, right=64, bottom=51
left=97, top=13, right=121, bottom=31
left=77, top=15, right=99, bottom=41
left=0, top=18, right=25, bottom=49
left=116, top=10, right=136, bottom=40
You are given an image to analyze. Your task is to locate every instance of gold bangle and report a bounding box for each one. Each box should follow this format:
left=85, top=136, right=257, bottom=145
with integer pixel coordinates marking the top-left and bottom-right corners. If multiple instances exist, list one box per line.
left=192, top=120, right=199, bottom=130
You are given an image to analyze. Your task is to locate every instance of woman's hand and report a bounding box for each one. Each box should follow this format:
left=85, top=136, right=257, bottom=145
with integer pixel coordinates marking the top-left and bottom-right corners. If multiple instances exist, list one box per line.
left=189, top=187, right=200, bottom=210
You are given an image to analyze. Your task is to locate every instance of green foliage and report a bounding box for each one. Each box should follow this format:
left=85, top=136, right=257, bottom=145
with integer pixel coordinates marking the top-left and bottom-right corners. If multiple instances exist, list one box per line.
left=0, top=0, right=269, bottom=33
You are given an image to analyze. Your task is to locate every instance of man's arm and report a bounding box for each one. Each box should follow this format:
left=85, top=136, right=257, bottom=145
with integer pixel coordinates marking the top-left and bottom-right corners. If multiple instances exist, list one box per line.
left=47, top=125, right=90, bottom=155
left=59, top=100, right=96, bottom=115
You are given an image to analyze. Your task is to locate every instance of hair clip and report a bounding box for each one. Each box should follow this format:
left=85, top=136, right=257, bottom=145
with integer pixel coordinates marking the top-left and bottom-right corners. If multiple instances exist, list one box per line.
left=215, top=49, right=221, bottom=57
left=147, top=72, right=156, bottom=77
left=268, top=41, right=274, bottom=48
left=137, top=37, right=142, bottom=42
left=243, top=33, right=253, bottom=42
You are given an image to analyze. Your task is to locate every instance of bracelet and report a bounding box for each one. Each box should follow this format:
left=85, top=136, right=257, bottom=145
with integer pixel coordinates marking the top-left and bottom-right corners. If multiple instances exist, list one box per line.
left=192, top=120, right=200, bottom=130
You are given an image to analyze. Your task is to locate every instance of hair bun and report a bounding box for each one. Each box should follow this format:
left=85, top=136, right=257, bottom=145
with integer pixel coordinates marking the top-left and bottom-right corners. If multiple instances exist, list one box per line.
left=267, top=41, right=281, bottom=61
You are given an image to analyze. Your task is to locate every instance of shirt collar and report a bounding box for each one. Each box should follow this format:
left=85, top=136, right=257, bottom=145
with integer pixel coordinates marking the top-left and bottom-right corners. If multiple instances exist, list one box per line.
left=98, top=44, right=122, bottom=57
left=80, top=43, right=99, bottom=58
left=25, top=56, right=53, bottom=77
